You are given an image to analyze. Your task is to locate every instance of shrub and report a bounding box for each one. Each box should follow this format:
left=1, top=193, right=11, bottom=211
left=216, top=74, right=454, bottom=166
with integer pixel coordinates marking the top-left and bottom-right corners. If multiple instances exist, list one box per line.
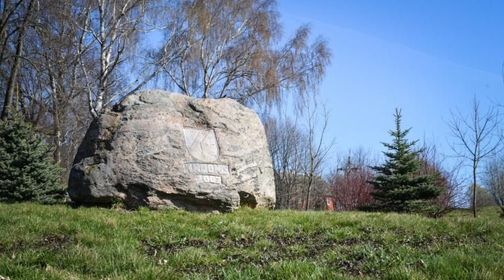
left=0, top=116, right=65, bottom=203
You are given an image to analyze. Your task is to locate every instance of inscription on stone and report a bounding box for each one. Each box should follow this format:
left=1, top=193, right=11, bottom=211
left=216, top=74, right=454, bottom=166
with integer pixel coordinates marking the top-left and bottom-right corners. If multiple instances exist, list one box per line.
left=183, top=128, right=219, bottom=162
left=195, top=175, right=222, bottom=184
left=186, top=163, right=229, bottom=175
left=183, top=128, right=229, bottom=184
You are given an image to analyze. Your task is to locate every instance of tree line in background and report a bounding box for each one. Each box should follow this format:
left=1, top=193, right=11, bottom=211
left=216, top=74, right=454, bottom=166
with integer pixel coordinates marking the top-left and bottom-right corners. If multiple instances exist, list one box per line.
left=266, top=100, right=504, bottom=218
left=0, top=0, right=503, bottom=217
left=0, top=0, right=329, bottom=173
left=266, top=107, right=461, bottom=217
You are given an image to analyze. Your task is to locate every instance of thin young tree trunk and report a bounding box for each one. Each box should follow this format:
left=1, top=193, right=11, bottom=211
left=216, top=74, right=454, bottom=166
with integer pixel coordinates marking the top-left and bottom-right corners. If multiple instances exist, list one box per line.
left=0, top=0, right=24, bottom=66
left=49, top=69, right=62, bottom=164
left=53, top=102, right=62, bottom=164
left=97, top=0, right=107, bottom=118
left=473, top=163, right=477, bottom=218
left=305, top=173, right=313, bottom=211
left=1, top=0, right=33, bottom=120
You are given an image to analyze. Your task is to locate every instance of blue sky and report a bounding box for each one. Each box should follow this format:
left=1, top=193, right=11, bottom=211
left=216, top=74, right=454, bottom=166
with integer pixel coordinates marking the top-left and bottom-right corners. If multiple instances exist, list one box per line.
left=277, top=0, right=504, bottom=164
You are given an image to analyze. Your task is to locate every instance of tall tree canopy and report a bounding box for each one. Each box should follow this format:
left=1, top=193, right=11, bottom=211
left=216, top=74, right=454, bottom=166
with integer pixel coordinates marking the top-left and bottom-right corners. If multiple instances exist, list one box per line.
left=0, top=0, right=331, bottom=183
left=155, top=0, right=330, bottom=106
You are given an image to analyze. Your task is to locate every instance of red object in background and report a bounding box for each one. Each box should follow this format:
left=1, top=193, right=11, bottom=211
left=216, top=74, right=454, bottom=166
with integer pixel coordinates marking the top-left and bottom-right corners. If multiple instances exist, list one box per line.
left=331, top=166, right=374, bottom=211
left=325, top=196, right=335, bottom=211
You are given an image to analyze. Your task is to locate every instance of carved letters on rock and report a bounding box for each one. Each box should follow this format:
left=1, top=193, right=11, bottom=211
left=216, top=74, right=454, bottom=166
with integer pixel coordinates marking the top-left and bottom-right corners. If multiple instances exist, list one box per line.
left=183, top=127, right=230, bottom=185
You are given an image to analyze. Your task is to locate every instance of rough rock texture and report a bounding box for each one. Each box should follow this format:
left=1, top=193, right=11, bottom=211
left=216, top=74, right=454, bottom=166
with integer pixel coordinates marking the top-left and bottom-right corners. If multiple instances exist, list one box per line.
left=68, top=90, right=275, bottom=211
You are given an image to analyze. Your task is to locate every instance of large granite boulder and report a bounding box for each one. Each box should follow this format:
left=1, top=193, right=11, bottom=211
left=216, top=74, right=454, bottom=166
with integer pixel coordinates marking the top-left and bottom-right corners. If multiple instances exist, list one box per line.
left=68, top=90, right=275, bottom=211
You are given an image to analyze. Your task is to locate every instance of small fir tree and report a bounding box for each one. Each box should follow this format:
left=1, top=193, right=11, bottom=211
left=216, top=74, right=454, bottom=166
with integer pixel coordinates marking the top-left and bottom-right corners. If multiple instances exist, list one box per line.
left=369, top=109, right=441, bottom=212
left=0, top=116, right=65, bottom=203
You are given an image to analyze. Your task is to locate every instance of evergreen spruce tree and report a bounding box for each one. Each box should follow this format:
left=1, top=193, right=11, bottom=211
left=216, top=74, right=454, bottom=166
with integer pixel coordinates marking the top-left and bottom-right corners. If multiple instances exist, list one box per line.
left=369, top=109, right=441, bottom=212
left=0, top=116, right=65, bottom=204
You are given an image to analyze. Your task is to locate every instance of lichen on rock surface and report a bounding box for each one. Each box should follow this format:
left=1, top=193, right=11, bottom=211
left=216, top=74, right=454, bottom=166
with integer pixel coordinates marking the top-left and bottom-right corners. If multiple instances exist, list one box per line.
left=68, top=90, right=275, bottom=211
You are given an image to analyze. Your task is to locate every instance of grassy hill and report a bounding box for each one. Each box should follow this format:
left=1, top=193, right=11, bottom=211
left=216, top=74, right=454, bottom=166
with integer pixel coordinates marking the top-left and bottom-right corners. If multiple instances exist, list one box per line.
left=0, top=203, right=502, bottom=279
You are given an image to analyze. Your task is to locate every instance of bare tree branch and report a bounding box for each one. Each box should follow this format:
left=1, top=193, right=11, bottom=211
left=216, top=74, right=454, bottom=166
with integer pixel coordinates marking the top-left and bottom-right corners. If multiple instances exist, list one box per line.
left=449, top=97, right=503, bottom=217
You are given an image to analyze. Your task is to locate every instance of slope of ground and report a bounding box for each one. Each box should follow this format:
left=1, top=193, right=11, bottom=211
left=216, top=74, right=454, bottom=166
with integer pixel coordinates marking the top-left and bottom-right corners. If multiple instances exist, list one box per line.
left=0, top=203, right=502, bottom=279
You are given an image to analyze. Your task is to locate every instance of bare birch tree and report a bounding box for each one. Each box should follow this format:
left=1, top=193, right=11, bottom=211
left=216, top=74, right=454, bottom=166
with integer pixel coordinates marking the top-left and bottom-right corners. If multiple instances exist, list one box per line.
left=449, top=98, right=503, bottom=217
left=265, top=97, right=333, bottom=211
left=265, top=116, right=307, bottom=209
left=30, top=0, right=93, bottom=166
left=77, top=0, right=150, bottom=119
left=156, top=0, right=330, bottom=106
left=302, top=99, right=333, bottom=210
left=484, top=158, right=504, bottom=216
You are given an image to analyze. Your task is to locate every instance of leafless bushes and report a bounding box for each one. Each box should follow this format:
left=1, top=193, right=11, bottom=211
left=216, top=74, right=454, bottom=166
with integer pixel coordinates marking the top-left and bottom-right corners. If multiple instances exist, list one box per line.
left=265, top=98, right=333, bottom=210
left=329, top=149, right=375, bottom=211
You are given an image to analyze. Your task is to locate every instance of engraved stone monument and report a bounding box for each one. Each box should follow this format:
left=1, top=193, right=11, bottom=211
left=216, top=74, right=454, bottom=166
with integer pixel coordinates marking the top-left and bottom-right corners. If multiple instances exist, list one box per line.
left=68, top=90, right=275, bottom=211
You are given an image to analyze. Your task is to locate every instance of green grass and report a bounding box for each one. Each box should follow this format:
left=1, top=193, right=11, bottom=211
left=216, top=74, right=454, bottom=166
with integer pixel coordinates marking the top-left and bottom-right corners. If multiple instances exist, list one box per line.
left=0, top=204, right=503, bottom=279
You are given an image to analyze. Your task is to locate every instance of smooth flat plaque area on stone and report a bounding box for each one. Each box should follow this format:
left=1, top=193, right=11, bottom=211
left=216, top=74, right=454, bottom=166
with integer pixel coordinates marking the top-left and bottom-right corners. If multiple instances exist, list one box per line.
left=183, top=128, right=219, bottom=162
